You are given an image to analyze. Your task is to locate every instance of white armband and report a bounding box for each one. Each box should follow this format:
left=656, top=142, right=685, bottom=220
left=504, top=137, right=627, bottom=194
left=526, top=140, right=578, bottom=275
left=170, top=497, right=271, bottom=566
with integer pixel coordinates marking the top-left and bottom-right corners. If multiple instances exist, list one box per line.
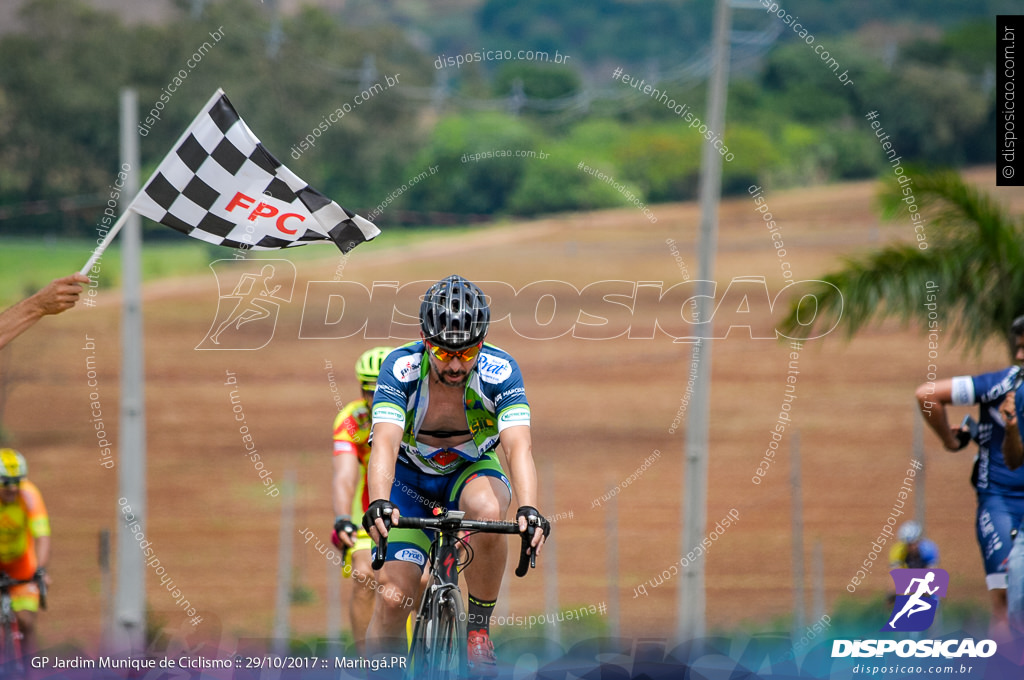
left=497, top=405, right=531, bottom=432
left=950, top=376, right=975, bottom=406
left=372, top=403, right=406, bottom=429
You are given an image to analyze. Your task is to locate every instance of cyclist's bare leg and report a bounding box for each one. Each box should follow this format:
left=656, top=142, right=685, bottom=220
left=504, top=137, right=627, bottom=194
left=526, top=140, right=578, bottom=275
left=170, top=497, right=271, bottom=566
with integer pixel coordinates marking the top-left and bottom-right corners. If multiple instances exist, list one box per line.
left=459, top=476, right=511, bottom=602
left=16, top=609, right=36, bottom=660
left=366, top=560, right=420, bottom=655
left=990, top=589, right=1012, bottom=642
left=349, top=549, right=376, bottom=655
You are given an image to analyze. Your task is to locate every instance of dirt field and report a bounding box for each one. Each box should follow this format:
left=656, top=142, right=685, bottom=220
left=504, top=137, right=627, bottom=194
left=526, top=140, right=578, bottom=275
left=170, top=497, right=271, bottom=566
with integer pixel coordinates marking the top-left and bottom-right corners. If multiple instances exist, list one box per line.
left=4, top=167, right=1024, bottom=656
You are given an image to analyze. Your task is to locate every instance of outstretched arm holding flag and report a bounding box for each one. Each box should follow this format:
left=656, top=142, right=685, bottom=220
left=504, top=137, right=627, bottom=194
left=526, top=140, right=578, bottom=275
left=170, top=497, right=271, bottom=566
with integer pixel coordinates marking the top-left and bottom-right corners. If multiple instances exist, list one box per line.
left=81, top=89, right=379, bottom=276
left=0, top=274, right=91, bottom=351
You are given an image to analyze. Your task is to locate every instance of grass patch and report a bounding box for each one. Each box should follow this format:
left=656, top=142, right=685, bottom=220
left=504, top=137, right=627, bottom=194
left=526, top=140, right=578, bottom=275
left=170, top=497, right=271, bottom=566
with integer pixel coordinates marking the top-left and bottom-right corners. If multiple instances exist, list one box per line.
left=0, top=238, right=211, bottom=307
left=0, top=223, right=491, bottom=307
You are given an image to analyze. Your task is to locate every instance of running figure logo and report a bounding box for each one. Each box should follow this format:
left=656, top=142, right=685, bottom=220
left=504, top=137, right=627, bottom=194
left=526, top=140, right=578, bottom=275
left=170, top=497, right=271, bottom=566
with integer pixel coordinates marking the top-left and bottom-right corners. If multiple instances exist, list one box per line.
left=883, top=568, right=950, bottom=632
left=197, top=259, right=296, bottom=350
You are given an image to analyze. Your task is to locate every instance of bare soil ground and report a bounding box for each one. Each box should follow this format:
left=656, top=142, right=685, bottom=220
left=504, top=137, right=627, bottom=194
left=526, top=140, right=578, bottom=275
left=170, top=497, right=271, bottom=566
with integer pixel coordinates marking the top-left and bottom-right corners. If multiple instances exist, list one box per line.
left=5, top=168, right=1024, bottom=654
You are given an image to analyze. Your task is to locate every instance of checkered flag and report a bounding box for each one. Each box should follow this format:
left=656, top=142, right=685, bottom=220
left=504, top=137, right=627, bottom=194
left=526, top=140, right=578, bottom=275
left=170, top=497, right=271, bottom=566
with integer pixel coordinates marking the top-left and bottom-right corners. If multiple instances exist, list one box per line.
left=129, top=88, right=379, bottom=253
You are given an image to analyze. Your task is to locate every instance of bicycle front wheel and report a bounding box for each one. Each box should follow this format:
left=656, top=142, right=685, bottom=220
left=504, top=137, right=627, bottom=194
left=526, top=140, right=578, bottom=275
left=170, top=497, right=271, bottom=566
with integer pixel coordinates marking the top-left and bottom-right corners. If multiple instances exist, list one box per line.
left=432, top=591, right=467, bottom=679
left=0, top=617, right=22, bottom=677
left=411, top=589, right=467, bottom=680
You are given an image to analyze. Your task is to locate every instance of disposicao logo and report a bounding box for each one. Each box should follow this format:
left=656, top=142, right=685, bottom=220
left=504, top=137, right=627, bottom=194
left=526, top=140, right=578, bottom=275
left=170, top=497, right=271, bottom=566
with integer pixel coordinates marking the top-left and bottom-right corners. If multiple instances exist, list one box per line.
left=831, top=569, right=997, bottom=659
left=884, top=568, right=948, bottom=632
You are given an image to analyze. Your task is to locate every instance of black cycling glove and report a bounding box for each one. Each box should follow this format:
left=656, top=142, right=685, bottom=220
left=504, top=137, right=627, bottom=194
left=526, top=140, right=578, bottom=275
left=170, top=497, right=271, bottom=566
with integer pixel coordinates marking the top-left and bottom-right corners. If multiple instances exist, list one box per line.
left=516, top=505, right=551, bottom=538
left=334, top=516, right=358, bottom=536
left=362, top=499, right=396, bottom=533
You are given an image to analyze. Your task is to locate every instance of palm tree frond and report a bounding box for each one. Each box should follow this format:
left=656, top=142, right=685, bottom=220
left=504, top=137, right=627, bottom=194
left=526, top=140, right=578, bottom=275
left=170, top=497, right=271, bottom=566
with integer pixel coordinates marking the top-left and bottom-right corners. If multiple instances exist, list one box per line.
left=814, top=169, right=1024, bottom=355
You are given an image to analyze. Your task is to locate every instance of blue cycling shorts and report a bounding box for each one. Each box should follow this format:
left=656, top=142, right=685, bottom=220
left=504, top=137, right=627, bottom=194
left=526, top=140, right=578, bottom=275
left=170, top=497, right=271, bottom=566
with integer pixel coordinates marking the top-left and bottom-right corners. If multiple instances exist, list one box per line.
left=375, top=451, right=510, bottom=569
left=976, top=492, right=1024, bottom=589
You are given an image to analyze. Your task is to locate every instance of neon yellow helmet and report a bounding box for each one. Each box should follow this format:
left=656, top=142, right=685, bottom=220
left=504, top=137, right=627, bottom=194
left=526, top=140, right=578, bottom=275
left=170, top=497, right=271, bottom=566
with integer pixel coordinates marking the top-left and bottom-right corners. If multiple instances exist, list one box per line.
left=0, top=448, right=27, bottom=481
left=354, top=347, right=393, bottom=388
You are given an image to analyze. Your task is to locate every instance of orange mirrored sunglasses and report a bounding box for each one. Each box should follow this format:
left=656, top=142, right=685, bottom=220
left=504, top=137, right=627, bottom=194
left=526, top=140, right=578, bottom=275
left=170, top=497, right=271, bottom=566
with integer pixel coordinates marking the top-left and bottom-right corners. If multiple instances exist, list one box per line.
left=426, top=342, right=482, bottom=363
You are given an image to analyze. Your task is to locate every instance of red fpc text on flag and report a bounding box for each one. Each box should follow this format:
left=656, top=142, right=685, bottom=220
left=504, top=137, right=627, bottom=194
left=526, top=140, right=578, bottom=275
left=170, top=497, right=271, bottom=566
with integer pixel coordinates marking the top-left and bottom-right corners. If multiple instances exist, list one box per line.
left=224, top=192, right=307, bottom=235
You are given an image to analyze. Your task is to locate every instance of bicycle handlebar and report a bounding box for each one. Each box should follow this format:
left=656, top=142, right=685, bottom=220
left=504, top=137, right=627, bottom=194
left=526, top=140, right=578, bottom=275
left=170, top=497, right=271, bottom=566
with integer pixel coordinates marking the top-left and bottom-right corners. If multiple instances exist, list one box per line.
left=370, top=515, right=538, bottom=577
left=371, top=533, right=388, bottom=571
left=0, top=573, right=47, bottom=610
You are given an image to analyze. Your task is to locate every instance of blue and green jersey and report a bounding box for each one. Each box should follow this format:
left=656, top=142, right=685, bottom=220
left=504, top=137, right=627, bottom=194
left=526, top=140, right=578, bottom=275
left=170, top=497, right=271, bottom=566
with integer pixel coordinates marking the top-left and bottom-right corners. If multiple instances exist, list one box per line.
left=372, top=341, right=531, bottom=475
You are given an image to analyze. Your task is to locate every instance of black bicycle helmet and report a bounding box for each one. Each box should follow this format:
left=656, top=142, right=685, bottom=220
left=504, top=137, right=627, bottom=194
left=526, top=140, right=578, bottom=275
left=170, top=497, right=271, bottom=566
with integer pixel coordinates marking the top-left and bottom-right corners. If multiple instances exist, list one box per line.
left=419, top=275, right=490, bottom=350
left=1012, top=314, right=1024, bottom=339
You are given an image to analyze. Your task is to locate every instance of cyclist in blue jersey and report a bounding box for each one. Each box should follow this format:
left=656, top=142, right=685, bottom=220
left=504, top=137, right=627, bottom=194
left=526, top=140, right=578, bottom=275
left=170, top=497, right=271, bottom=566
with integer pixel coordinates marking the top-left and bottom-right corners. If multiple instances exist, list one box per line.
left=916, top=315, right=1024, bottom=640
left=1003, top=383, right=1024, bottom=635
left=363, top=275, right=549, bottom=676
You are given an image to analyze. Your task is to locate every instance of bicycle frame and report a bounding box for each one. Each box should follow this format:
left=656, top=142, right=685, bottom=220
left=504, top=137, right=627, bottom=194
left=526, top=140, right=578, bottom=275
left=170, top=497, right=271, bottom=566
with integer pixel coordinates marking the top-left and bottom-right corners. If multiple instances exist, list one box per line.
left=0, top=589, right=19, bottom=674
left=368, top=506, right=545, bottom=678
left=372, top=511, right=530, bottom=679
left=0, top=573, right=40, bottom=677
left=424, top=512, right=464, bottom=590
left=409, top=511, right=471, bottom=679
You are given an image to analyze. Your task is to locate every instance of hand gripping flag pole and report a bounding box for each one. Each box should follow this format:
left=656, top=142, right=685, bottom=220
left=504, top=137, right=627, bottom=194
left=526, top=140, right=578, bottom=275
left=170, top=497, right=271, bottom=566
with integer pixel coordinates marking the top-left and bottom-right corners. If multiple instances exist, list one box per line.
left=80, top=88, right=379, bottom=276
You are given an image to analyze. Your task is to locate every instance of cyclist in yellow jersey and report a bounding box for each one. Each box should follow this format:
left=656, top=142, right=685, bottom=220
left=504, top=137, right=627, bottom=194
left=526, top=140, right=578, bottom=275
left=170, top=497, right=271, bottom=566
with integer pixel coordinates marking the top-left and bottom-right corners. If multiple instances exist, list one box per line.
left=0, top=449, right=49, bottom=659
left=330, top=347, right=392, bottom=655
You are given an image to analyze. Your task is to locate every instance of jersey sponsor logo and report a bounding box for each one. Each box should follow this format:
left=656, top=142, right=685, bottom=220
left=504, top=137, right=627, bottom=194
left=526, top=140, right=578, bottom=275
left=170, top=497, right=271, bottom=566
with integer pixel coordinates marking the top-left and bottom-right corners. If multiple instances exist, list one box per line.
left=498, top=406, right=530, bottom=424
left=468, top=415, right=496, bottom=436
left=333, top=440, right=358, bottom=455
left=495, top=386, right=526, bottom=404
left=392, top=354, right=421, bottom=383
left=978, top=511, right=1001, bottom=558
left=477, top=353, right=512, bottom=384
left=376, top=383, right=405, bottom=399
left=950, top=376, right=974, bottom=406
left=428, top=449, right=461, bottom=468
left=394, top=548, right=426, bottom=565
left=372, top=404, right=405, bottom=423
left=981, top=368, right=1019, bottom=402
left=420, top=454, right=463, bottom=475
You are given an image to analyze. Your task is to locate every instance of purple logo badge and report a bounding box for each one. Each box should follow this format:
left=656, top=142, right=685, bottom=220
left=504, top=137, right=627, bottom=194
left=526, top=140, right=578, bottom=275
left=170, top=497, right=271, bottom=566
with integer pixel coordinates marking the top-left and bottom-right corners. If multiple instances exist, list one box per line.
left=883, top=569, right=949, bottom=632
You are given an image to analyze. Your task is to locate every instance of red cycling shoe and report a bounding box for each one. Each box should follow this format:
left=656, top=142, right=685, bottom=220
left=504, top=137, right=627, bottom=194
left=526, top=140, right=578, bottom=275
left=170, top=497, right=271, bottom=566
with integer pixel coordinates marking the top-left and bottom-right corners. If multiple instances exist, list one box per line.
left=467, top=629, right=498, bottom=677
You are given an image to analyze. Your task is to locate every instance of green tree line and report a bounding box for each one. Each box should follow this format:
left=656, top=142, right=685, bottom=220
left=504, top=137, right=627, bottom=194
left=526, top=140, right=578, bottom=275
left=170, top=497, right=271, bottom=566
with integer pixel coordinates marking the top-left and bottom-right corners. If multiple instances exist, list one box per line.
left=0, top=0, right=1001, bottom=238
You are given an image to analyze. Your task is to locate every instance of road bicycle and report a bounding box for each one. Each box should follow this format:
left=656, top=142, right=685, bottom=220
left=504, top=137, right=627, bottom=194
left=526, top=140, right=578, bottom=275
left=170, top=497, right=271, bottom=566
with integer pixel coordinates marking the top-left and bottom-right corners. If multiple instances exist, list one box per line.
left=0, top=571, right=46, bottom=677
left=372, top=510, right=540, bottom=679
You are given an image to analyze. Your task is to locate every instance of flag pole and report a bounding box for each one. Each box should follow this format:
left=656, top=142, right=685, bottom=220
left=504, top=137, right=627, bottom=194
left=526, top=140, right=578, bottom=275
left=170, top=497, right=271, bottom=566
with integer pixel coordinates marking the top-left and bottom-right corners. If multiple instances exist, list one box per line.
left=79, top=207, right=135, bottom=276
left=112, top=86, right=147, bottom=656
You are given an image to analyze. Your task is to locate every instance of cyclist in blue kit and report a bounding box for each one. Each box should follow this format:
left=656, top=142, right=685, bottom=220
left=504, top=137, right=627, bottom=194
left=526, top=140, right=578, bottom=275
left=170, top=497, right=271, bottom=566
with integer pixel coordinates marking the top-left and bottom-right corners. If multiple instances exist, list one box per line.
left=363, top=275, right=549, bottom=676
left=916, top=314, right=1024, bottom=640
